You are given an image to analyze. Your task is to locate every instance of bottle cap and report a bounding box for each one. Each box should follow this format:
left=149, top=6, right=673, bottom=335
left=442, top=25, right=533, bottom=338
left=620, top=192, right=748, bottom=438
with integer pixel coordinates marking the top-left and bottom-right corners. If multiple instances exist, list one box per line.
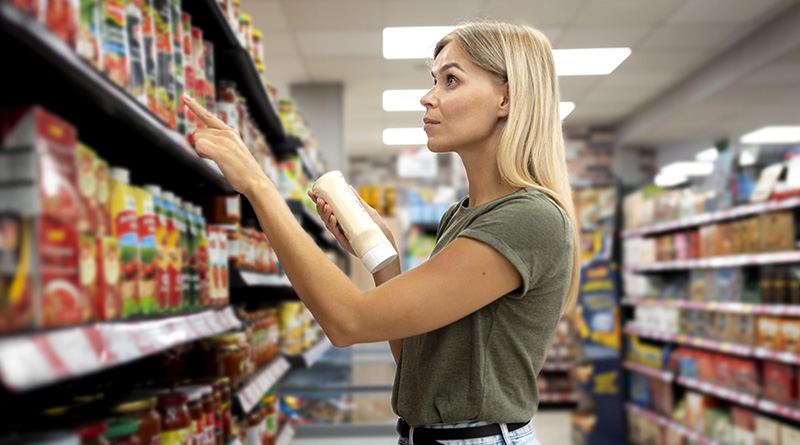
left=109, top=168, right=129, bottom=183
left=143, top=184, right=161, bottom=197
left=360, top=240, right=397, bottom=274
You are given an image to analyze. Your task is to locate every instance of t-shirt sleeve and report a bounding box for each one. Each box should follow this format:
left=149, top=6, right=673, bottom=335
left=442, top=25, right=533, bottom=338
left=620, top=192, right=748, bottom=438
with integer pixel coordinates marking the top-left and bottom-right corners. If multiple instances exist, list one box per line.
left=458, top=192, right=573, bottom=298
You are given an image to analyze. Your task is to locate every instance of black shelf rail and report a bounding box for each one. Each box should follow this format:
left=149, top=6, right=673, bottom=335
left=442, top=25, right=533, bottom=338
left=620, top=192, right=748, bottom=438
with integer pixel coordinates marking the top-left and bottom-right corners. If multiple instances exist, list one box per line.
left=0, top=1, right=235, bottom=196
left=182, top=0, right=285, bottom=142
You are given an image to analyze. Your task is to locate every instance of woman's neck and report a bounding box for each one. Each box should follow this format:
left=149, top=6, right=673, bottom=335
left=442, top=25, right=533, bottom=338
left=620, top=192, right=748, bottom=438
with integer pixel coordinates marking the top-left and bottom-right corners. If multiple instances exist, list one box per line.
left=459, top=148, right=519, bottom=208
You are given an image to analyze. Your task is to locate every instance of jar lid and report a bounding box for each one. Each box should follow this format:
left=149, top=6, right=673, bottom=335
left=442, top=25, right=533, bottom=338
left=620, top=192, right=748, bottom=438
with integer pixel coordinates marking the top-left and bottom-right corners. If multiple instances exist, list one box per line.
left=176, top=385, right=205, bottom=403
left=0, top=432, right=80, bottom=445
left=73, top=422, right=108, bottom=441
left=104, top=418, right=140, bottom=439
left=252, top=29, right=262, bottom=39
left=156, top=392, right=189, bottom=407
left=111, top=396, right=157, bottom=414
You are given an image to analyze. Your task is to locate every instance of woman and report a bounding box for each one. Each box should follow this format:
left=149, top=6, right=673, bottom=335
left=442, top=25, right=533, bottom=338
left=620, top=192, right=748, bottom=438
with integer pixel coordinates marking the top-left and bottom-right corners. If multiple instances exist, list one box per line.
left=185, top=20, right=579, bottom=445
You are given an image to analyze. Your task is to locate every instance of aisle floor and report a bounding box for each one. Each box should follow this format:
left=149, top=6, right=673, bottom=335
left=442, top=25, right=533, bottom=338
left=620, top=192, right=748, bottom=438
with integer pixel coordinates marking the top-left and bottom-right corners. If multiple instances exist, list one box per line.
left=292, top=410, right=572, bottom=445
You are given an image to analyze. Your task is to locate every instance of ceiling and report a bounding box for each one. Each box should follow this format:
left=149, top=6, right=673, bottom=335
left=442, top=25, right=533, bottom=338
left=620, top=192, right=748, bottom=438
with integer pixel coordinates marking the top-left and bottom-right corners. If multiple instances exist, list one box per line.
left=241, top=0, right=800, bottom=157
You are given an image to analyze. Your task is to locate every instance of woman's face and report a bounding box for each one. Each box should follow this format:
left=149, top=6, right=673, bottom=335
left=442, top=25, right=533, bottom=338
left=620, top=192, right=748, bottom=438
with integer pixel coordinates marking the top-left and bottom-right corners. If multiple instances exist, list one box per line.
left=421, top=42, right=508, bottom=154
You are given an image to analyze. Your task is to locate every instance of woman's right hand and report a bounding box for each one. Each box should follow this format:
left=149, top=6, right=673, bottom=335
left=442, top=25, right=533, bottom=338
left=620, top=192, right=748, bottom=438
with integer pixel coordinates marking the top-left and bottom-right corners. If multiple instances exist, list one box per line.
left=307, top=188, right=395, bottom=258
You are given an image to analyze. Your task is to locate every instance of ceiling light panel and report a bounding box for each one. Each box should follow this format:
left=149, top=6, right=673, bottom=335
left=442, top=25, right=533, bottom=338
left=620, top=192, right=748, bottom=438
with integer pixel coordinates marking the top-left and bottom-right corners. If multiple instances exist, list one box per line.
left=383, top=26, right=458, bottom=59
left=740, top=126, right=800, bottom=144
left=560, top=102, right=576, bottom=120
left=553, top=48, right=632, bottom=76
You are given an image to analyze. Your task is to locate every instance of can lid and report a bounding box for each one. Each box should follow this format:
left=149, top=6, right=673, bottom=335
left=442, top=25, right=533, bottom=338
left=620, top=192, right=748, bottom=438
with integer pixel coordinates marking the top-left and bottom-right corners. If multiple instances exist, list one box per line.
left=360, top=240, right=397, bottom=274
left=143, top=184, right=162, bottom=196
left=252, top=29, right=262, bottom=38
left=104, top=418, right=139, bottom=439
left=109, top=167, right=129, bottom=183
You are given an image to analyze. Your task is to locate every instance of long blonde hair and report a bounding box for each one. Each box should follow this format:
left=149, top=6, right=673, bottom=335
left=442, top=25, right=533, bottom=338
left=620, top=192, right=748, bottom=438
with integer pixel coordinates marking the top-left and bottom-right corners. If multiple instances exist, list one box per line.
left=435, top=21, right=580, bottom=315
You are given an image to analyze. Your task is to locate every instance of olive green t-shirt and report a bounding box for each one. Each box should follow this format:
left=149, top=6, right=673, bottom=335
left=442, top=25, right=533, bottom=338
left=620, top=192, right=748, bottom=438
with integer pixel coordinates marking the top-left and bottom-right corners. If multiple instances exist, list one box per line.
left=391, top=187, right=573, bottom=427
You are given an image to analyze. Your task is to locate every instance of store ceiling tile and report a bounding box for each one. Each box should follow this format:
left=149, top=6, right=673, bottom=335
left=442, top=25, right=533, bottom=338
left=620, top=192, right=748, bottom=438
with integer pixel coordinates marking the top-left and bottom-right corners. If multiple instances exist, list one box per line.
left=614, top=51, right=709, bottom=75
left=304, top=57, right=382, bottom=81
left=739, top=60, right=800, bottom=86
left=383, top=0, right=483, bottom=27
left=260, top=32, right=299, bottom=57
left=667, top=0, right=791, bottom=24
left=261, top=57, right=308, bottom=83
left=564, top=103, right=632, bottom=126
left=636, top=24, right=745, bottom=51
left=559, top=76, right=603, bottom=101
left=295, top=31, right=381, bottom=56
left=579, top=86, right=664, bottom=106
left=482, top=0, right=584, bottom=27
left=240, top=0, right=288, bottom=31
left=592, top=70, right=683, bottom=90
left=553, top=26, right=650, bottom=49
left=281, top=0, right=383, bottom=31
left=570, top=0, right=685, bottom=26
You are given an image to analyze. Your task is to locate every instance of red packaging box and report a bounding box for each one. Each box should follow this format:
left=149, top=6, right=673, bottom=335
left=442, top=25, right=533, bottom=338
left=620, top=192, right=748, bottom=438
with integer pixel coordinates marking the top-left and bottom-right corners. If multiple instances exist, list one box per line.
left=0, top=106, right=79, bottom=222
left=688, top=230, right=700, bottom=259
left=762, top=361, right=797, bottom=407
left=37, top=217, right=87, bottom=328
left=45, top=0, right=78, bottom=49
left=96, top=236, right=122, bottom=320
left=76, top=143, right=99, bottom=233
left=731, top=406, right=755, bottom=445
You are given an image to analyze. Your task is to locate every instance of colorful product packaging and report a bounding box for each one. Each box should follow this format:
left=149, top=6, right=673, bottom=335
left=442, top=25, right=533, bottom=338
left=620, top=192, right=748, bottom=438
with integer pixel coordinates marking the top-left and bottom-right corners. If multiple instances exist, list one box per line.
left=171, top=0, right=185, bottom=135
left=108, top=167, right=139, bottom=317
left=100, top=0, right=129, bottom=89
left=203, top=41, right=216, bottom=113
left=94, top=154, right=111, bottom=236
left=162, top=191, right=182, bottom=311
left=76, top=143, right=98, bottom=234
left=0, top=216, right=34, bottom=332
left=134, top=186, right=158, bottom=314
left=78, top=0, right=102, bottom=68
left=141, top=0, right=159, bottom=115
left=190, top=27, right=206, bottom=126
left=96, top=236, right=121, bottom=320
left=154, top=0, right=175, bottom=128
left=194, top=206, right=209, bottom=307
left=144, top=185, right=168, bottom=312
left=46, top=0, right=79, bottom=49
left=180, top=201, right=197, bottom=308
left=174, top=197, right=190, bottom=308
left=37, top=218, right=87, bottom=327
left=181, top=13, right=195, bottom=138
left=79, top=233, right=98, bottom=321
left=125, top=0, right=147, bottom=104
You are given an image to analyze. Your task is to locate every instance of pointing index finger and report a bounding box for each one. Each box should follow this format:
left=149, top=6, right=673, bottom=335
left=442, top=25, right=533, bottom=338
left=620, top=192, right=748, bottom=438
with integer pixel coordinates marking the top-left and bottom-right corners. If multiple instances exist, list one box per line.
left=183, top=94, right=229, bottom=130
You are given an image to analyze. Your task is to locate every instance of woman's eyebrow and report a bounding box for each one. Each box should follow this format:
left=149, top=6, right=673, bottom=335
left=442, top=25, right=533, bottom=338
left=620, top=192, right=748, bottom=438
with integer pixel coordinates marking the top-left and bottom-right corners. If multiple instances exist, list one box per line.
left=431, top=62, right=466, bottom=77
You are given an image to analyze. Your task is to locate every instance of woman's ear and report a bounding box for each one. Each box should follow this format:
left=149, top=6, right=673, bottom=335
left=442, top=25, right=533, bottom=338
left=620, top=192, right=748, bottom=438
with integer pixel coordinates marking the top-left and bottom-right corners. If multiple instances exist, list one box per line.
left=498, top=82, right=510, bottom=118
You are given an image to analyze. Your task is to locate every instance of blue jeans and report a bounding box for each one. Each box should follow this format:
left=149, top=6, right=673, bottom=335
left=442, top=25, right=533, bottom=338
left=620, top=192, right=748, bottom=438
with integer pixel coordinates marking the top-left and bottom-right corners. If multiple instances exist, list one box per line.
left=397, top=422, right=540, bottom=445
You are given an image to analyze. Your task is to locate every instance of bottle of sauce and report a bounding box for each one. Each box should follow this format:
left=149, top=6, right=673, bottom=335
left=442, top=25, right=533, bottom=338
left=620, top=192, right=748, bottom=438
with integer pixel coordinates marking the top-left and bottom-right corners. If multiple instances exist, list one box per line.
left=109, top=167, right=140, bottom=317
left=103, top=418, right=141, bottom=445
left=110, top=397, right=161, bottom=445
left=312, top=171, right=397, bottom=273
left=156, top=392, right=191, bottom=445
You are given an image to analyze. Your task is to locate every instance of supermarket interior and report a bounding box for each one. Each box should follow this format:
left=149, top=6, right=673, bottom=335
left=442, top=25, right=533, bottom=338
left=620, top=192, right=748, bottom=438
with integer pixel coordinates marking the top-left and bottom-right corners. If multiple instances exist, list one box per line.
left=1, top=0, right=800, bottom=444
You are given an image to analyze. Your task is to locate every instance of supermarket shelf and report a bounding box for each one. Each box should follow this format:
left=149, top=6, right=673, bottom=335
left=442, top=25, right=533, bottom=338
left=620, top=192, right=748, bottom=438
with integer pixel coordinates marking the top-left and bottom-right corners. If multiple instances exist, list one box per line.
left=231, top=268, right=292, bottom=288
left=272, top=137, right=319, bottom=180
left=541, top=361, right=573, bottom=372
left=622, top=361, right=674, bottom=382
left=0, top=2, right=235, bottom=196
left=753, top=347, right=800, bottom=365
left=236, top=356, right=291, bottom=413
left=676, top=376, right=758, bottom=406
left=623, top=325, right=754, bottom=357
left=275, top=424, right=295, bottom=445
left=621, top=197, right=800, bottom=238
left=625, top=403, right=720, bottom=445
left=285, top=337, right=333, bottom=369
left=287, top=199, right=325, bottom=233
left=539, top=392, right=578, bottom=403
left=181, top=0, right=285, bottom=142
left=0, top=307, right=241, bottom=392
left=621, top=297, right=800, bottom=316
left=757, top=399, right=800, bottom=423
left=622, top=251, right=800, bottom=272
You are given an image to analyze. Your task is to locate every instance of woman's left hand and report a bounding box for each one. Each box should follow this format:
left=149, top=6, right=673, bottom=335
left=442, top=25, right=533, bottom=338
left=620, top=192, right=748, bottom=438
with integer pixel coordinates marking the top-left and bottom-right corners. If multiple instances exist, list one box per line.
left=183, top=94, right=269, bottom=196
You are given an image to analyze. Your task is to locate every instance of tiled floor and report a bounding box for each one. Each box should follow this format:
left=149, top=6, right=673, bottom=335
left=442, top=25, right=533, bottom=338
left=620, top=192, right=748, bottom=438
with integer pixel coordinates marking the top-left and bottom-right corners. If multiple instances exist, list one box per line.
left=292, top=410, right=572, bottom=445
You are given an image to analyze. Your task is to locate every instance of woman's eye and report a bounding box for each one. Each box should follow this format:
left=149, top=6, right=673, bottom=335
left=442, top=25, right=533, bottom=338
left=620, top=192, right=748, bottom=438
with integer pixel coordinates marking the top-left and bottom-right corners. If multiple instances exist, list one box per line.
left=447, top=75, right=457, bottom=86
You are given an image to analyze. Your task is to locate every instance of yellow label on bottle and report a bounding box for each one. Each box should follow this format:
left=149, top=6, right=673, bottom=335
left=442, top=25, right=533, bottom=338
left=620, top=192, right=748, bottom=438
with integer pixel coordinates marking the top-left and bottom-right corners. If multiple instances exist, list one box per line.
left=161, top=428, right=190, bottom=445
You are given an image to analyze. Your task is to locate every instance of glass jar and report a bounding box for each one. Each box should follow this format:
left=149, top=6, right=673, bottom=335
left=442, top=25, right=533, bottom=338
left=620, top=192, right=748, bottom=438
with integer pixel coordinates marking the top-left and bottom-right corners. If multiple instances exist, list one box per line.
left=111, top=397, right=161, bottom=445
left=104, top=418, right=141, bottom=445
left=217, top=377, right=233, bottom=443
left=74, top=421, right=109, bottom=445
left=215, top=81, right=239, bottom=133
left=156, top=392, right=190, bottom=445
left=199, top=386, right=216, bottom=445
left=251, top=29, right=263, bottom=66
left=176, top=386, right=205, bottom=445
left=239, top=13, right=252, bottom=53
left=201, top=334, right=245, bottom=388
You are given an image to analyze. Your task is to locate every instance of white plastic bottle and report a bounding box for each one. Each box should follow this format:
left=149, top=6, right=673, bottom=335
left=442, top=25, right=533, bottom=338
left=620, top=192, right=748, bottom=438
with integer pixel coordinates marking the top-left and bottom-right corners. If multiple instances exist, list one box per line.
left=312, top=171, right=397, bottom=273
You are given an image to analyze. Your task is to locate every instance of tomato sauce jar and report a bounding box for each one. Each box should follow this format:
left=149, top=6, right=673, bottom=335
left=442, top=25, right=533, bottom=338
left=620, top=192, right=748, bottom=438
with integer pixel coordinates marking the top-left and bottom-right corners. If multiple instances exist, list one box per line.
left=111, top=397, right=161, bottom=445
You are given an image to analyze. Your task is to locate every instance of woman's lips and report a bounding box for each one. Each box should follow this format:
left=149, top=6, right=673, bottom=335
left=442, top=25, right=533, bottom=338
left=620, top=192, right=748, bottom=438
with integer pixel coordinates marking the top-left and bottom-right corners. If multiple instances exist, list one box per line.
left=423, top=118, right=439, bottom=130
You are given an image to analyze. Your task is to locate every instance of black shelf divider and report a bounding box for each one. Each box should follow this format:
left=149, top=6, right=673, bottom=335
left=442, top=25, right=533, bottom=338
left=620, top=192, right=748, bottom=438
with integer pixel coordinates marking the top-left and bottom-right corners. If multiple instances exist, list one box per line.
left=0, top=1, right=235, bottom=196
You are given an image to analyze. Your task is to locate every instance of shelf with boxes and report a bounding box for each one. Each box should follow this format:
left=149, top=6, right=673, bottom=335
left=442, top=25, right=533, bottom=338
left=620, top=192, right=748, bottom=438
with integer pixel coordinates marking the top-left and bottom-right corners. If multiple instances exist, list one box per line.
left=540, top=361, right=573, bottom=372
left=539, top=392, right=578, bottom=403
left=621, top=297, right=800, bottom=317
left=623, top=360, right=675, bottom=382
left=626, top=403, right=721, bottom=445
left=623, top=251, right=800, bottom=272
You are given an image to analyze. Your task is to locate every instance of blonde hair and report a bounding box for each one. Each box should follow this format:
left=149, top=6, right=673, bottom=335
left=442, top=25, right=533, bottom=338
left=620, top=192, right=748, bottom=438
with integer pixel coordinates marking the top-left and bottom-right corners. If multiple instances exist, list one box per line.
left=435, top=21, right=580, bottom=315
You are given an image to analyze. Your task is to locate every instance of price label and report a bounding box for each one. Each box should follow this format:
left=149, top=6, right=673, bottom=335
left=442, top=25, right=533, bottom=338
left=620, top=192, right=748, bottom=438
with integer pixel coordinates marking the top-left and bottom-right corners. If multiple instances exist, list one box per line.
left=706, top=302, right=717, bottom=311
left=692, top=338, right=703, bottom=347
left=720, top=343, right=731, bottom=352
left=677, top=335, right=687, bottom=344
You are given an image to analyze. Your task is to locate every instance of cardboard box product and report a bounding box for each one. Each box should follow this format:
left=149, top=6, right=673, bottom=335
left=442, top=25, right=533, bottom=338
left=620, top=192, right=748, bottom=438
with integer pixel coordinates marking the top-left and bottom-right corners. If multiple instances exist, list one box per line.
left=743, top=217, right=761, bottom=254
left=36, top=218, right=87, bottom=328
left=699, top=224, right=715, bottom=258
left=78, top=0, right=102, bottom=68
left=781, top=318, right=800, bottom=354
left=76, top=143, right=98, bottom=233
left=95, top=237, right=121, bottom=320
left=688, top=229, right=700, bottom=259
left=705, top=408, right=734, bottom=444
left=94, top=155, right=111, bottom=236
left=719, top=222, right=735, bottom=256
left=674, top=232, right=689, bottom=261
left=731, top=406, right=755, bottom=445
left=754, top=415, right=781, bottom=445
left=732, top=220, right=745, bottom=255
left=729, top=313, right=757, bottom=346
left=760, top=211, right=796, bottom=253
left=781, top=424, right=800, bottom=445
left=685, top=392, right=717, bottom=434
left=757, top=316, right=783, bottom=350
left=718, top=268, right=743, bottom=302
left=79, top=234, right=98, bottom=321
left=762, top=361, right=797, bottom=407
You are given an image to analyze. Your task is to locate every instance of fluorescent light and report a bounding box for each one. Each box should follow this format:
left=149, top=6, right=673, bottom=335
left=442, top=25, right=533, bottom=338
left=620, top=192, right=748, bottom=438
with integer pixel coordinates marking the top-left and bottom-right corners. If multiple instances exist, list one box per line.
left=741, top=126, right=800, bottom=144
left=655, top=172, right=688, bottom=187
left=560, top=102, right=575, bottom=120
left=383, top=89, right=429, bottom=112
left=383, top=128, right=428, bottom=145
left=383, top=26, right=458, bottom=59
left=695, top=147, right=718, bottom=162
left=660, top=161, right=714, bottom=177
left=553, top=48, right=631, bottom=76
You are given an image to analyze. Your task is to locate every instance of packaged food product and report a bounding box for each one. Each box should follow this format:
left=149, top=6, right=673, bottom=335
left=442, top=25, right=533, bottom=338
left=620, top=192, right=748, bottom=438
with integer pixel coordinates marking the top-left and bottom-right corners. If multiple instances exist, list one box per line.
left=124, top=0, right=146, bottom=105
left=760, top=211, right=796, bottom=252
left=218, top=227, right=228, bottom=302
left=144, top=185, right=168, bottom=312
left=312, top=171, right=397, bottom=273
left=755, top=415, right=780, bottom=445
left=731, top=406, right=755, bottom=445
left=154, top=0, right=175, bottom=128
left=174, top=197, right=190, bottom=308
left=181, top=13, right=195, bottom=138
left=161, top=191, right=182, bottom=311
left=171, top=0, right=185, bottom=135
left=0, top=106, right=79, bottom=221
left=141, top=0, right=159, bottom=115
left=203, top=41, right=216, bottom=114
left=77, top=143, right=99, bottom=233
left=757, top=316, right=783, bottom=350
left=78, top=0, right=102, bottom=68
left=95, top=155, right=112, bottom=236
left=190, top=27, right=206, bottom=116
left=75, top=421, right=110, bottom=445
left=181, top=201, right=197, bottom=308
left=79, top=233, right=98, bottom=321
left=156, top=392, right=191, bottom=445
left=251, top=28, right=263, bottom=66
left=9, top=0, right=42, bottom=17
left=198, top=386, right=216, bottom=445
left=230, top=0, right=240, bottom=38
left=238, top=13, right=251, bottom=54
left=109, top=167, right=139, bottom=317
left=215, top=81, right=240, bottom=132
left=0, top=216, right=34, bottom=332
left=111, top=397, right=161, bottom=445
left=38, top=218, right=86, bottom=327
left=194, top=205, right=210, bottom=307
left=208, top=225, right=220, bottom=303
left=96, top=236, right=122, bottom=320
left=177, top=386, right=205, bottom=445
left=134, top=186, right=158, bottom=314
left=201, top=334, right=244, bottom=389
left=782, top=424, right=800, bottom=445
left=100, top=0, right=129, bottom=89
left=45, top=0, right=79, bottom=49
left=782, top=318, right=800, bottom=353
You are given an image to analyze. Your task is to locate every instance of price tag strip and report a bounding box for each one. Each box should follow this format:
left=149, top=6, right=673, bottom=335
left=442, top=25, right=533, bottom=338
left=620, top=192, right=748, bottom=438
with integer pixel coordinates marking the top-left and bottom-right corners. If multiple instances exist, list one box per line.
left=623, top=361, right=674, bottom=382
left=236, top=356, right=291, bottom=414
left=0, top=307, right=241, bottom=392
left=623, top=251, right=800, bottom=273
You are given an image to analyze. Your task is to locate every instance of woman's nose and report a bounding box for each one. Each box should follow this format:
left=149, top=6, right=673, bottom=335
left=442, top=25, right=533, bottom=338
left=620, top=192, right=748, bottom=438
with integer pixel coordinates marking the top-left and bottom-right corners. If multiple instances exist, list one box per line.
left=420, top=88, right=436, bottom=108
